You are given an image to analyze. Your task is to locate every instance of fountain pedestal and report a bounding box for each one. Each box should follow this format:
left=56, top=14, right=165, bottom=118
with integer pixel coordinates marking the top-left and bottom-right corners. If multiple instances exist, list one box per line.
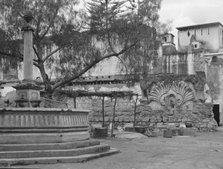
left=14, top=82, right=41, bottom=107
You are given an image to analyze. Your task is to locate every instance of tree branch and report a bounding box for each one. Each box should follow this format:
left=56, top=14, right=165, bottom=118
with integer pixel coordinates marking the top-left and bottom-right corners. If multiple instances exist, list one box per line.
left=33, top=61, right=40, bottom=69
left=34, top=1, right=48, bottom=39
left=52, top=41, right=138, bottom=90
left=105, top=1, right=118, bottom=55
left=40, top=7, right=59, bottom=40
left=33, top=45, right=41, bottom=61
left=114, top=55, right=128, bottom=74
left=42, top=46, right=64, bottom=63
left=35, top=15, right=42, bottom=41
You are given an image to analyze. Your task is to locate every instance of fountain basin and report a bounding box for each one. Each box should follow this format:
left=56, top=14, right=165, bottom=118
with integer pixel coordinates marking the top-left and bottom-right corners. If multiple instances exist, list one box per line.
left=0, top=108, right=89, bottom=144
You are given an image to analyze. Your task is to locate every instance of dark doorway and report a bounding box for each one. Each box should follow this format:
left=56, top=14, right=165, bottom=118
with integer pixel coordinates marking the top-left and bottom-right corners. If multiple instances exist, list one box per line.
left=213, top=104, right=220, bottom=126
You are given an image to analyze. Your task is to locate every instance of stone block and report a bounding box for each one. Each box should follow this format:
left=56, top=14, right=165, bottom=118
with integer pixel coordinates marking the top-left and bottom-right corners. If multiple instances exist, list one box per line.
left=92, top=127, right=108, bottom=138
left=168, top=123, right=176, bottom=128
left=0, top=132, right=89, bottom=144
left=181, top=128, right=198, bottom=136
left=168, top=117, right=176, bottom=123
left=156, top=123, right=167, bottom=130
left=150, top=116, right=157, bottom=123
left=144, top=128, right=157, bottom=137
left=171, top=129, right=178, bottom=136
left=162, top=116, right=168, bottom=122
left=163, top=129, right=172, bottom=138
left=151, top=128, right=160, bottom=136
left=123, top=123, right=134, bottom=130
left=135, top=126, right=146, bottom=134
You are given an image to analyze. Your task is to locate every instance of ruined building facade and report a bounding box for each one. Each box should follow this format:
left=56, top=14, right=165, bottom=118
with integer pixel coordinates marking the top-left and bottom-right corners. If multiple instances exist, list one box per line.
left=161, top=22, right=223, bottom=125
left=58, top=22, right=222, bottom=131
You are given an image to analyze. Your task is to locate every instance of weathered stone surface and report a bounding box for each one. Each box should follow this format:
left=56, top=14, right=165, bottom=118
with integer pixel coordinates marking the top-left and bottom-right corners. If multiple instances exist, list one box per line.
left=66, top=76, right=217, bottom=132
left=163, top=129, right=172, bottom=138
left=88, top=98, right=217, bottom=131
left=0, top=108, right=89, bottom=144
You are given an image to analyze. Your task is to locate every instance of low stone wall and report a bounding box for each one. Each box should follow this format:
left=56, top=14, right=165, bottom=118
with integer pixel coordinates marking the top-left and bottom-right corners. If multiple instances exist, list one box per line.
left=90, top=98, right=135, bottom=122
left=72, top=96, right=217, bottom=132
left=135, top=102, right=217, bottom=132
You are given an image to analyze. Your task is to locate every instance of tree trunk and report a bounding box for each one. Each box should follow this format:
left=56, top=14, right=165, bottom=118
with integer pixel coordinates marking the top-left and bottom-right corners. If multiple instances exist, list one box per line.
left=38, top=62, right=53, bottom=98
left=35, top=42, right=54, bottom=98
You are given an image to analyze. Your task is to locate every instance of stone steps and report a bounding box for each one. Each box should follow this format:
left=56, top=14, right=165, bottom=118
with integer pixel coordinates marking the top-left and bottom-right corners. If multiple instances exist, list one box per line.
left=0, top=144, right=110, bottom=159
left=0, top=140, right=100, bottom=151
left=0, top=108, right=119, bottom=167
left=0, top=167, right=40, bottom=169
left=0, top=148, right=120, bottom=166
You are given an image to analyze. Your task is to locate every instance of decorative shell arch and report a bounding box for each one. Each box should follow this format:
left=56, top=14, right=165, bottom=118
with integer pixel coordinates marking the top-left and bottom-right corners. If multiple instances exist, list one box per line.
left=149, top=81, right=195, bottom=111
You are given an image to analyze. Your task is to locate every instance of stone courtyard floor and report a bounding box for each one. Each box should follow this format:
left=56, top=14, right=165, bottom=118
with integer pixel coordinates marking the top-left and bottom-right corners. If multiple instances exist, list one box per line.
left=29, top=128, right=223, bottom=169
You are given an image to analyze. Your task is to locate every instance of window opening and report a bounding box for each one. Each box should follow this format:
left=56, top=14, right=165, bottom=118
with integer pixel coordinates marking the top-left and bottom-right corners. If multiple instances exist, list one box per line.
left=187, top=31, right=190, bottom=37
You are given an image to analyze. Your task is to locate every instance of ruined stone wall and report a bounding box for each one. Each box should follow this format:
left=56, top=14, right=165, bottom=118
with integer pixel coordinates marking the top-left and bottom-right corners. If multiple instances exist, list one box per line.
left=89, top=97, right=135, bottom=122
left=65, top=82, right=140, bottom=123
left=66, top=96, right=217, bottom=131
left=136, top=74, right=217, bottom=131
left=63, top=73, right=217, bottom=131
left=68, top=96, right=136, bottom=122
left=135, top=102, right=216, bottom=131
left=194, top=53, right=206, bottom=73
left=206, top=57, right=223, bottom=122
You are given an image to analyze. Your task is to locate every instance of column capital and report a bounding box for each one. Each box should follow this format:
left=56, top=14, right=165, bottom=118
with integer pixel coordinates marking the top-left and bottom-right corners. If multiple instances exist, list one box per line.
left=21, top=24, right=35, bottom=32
left=22, top=11, right=35, bottom=32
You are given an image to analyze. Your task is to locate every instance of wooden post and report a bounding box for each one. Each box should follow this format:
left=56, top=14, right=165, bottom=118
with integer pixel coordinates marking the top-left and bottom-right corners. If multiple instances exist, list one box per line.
left=133, top=94, right=138, bottom=128
left=73, top=96, right=76, bottom=108
left=111, top=96, right=117, bottom=137
left=102, top=96, right=105, bottom=127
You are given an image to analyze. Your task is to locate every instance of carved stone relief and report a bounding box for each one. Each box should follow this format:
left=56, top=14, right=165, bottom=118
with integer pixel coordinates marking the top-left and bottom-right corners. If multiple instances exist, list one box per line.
left=148, top=81, right=195, bottom=113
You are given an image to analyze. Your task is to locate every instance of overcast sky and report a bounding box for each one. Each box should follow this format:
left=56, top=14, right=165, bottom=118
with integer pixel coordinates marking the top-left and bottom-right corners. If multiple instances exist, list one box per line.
left=159, top=0, right=223, bottom=43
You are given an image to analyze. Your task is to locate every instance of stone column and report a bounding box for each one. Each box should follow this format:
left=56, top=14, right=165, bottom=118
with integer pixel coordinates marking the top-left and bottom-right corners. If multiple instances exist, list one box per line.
left=13, top=12, right=41, bottom=107
left=22, top=21, right=34, bottom=81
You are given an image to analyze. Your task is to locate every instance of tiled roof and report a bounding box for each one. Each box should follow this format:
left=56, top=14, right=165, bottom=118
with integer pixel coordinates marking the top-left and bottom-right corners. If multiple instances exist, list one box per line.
left=176, top=22, right=223, bottom=31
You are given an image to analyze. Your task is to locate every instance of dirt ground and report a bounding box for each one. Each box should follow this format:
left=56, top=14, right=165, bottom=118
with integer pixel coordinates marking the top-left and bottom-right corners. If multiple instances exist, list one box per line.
left=31, top=128, right=223, bottom=169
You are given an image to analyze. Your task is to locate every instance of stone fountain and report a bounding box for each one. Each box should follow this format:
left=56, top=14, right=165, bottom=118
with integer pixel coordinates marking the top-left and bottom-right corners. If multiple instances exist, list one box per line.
left=0, top=12, right=119, bottom=166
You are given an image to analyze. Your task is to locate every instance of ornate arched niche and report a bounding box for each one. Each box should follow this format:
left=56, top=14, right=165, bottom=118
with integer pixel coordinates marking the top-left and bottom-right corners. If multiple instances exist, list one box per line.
left=148, top=81, right=195, bottom=114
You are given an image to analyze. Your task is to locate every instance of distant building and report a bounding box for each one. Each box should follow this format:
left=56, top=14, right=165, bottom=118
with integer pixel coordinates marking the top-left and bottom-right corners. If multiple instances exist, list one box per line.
left=159, top=22, right=223, bottom=121
left=162, top=33, right=175, bottom=46
left=177, top=22, right=223, bottom=53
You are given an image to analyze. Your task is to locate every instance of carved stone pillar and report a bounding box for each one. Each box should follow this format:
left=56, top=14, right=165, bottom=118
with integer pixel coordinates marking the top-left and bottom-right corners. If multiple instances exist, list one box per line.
left=14, top=11, right=41, bottom=107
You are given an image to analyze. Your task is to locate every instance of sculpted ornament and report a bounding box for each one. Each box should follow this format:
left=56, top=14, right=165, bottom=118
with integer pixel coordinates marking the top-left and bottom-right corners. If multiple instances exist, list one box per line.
left=149, top=81, right=195, bottom=113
